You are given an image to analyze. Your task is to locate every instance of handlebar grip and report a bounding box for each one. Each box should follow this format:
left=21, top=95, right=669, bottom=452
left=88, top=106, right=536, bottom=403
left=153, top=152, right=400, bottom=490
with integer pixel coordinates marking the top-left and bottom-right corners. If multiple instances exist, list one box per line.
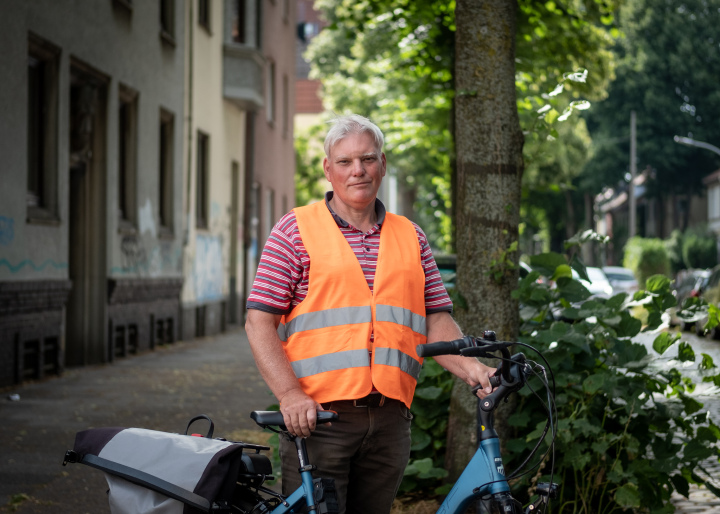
left=416, top=338, right=471, bottom=358
left=471, top=373, right=502, bottom=394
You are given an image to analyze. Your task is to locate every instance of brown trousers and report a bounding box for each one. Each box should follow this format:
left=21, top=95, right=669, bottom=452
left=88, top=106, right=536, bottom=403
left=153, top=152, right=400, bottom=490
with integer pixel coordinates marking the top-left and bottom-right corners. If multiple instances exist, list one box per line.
left=279, top=399, right=413, bottom=514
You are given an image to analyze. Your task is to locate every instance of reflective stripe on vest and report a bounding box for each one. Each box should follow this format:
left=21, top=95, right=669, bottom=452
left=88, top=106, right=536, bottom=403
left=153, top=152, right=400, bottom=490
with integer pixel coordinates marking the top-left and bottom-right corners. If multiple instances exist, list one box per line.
left=278, top=304, right=424, bottom=342
left=375, top=304, right=427, bottom=336
left=291, top=349, right=371, bottom=379
left=374, top=347, right=422, bottom=380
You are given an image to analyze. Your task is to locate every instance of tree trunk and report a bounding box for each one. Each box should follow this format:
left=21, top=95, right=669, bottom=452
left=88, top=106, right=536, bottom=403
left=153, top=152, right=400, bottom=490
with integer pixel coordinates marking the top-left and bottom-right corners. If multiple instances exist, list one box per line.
left=446, top=0, right=524, bottom=482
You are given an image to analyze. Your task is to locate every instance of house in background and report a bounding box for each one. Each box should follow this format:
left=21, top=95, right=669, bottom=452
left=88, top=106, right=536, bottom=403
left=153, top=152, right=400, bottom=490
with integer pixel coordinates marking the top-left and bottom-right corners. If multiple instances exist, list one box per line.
left=702, top=168, right=720, bottom=257
left=0, top=0, right=297, bottom=388
left=595, top=168, right=707, bottom=265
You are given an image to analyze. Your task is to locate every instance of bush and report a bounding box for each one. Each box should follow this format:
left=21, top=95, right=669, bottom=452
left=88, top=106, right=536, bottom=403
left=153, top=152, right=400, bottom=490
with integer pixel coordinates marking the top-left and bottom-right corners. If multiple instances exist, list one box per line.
left=623, top=236, right=670, bottom=288
left=508, top=244, right=720, bottom=513
left=682, top=230, right=717, bottom=270
left=665, top=229, right=684, bottom=274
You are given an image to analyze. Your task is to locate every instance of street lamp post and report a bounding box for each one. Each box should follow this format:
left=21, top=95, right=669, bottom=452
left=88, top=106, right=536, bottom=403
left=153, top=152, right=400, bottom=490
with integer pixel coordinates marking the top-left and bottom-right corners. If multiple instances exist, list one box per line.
left=673, top=135, right=720, bottom=158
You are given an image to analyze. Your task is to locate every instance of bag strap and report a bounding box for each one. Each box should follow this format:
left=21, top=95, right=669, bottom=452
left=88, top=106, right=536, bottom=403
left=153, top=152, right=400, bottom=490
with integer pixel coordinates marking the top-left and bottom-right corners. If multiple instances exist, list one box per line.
left=81, top=454, right=213, bottom=512
left=185, top=414, right=215, bottom=438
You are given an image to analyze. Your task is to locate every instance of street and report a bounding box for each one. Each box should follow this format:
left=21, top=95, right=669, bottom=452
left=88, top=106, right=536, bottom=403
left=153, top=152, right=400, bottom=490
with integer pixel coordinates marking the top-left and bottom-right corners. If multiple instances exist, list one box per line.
left=636, top=328, right=720, bottom=513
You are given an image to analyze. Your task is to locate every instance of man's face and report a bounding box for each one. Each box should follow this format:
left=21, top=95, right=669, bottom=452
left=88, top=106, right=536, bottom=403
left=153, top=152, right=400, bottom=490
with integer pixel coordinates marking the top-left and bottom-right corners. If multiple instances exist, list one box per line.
left=323, top=132, right=386, bottom=212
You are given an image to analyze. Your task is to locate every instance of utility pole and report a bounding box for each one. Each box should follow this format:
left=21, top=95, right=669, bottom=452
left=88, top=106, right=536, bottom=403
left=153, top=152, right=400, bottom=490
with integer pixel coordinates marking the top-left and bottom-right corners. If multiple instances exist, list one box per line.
left=629, top=111, right=637, bottom=238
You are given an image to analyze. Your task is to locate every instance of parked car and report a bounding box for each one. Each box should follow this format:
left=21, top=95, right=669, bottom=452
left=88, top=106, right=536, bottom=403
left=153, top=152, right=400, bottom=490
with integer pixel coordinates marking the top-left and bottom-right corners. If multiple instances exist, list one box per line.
left=669, top=268, right=710, bottom=330
left=602, top=266, right=639, bottom=296
left=573, top=266, right=614, bottom=299
left=434, top=254, right=457, bottom=290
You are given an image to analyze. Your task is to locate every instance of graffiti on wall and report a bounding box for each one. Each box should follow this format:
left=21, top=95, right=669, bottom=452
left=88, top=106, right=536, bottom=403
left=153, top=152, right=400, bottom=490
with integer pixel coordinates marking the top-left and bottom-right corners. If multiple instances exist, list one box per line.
left=0, top=216, right=68, bottom=273
left=193, top=234, right=224, bottom=302
left=120, top=235, right=148, bottom=273
left=0, top=216, right=14, bottom=245
left=114, top=235, right=181, bottom=276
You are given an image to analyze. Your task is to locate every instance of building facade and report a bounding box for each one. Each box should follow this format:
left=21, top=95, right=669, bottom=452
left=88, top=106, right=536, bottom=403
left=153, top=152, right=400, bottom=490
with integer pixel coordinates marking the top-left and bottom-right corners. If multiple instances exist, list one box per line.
left=0, top=0, right=297, bottom=388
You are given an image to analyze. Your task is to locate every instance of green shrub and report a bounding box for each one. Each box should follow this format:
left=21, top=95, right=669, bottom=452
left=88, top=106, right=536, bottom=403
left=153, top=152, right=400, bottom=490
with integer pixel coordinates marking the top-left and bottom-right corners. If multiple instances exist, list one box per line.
left=623, top=236, right=670, bottom=287
left=665, top=229, right=684, bottom=274
left=508, top=245, right=720, bottom=513
left=682, top=230, right=717, bottom=270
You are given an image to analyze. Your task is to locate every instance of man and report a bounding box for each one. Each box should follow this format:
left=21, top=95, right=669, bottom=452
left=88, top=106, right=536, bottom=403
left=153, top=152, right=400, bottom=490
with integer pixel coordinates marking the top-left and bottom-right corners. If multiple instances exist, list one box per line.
left=245, top=114, right=495, bottom=514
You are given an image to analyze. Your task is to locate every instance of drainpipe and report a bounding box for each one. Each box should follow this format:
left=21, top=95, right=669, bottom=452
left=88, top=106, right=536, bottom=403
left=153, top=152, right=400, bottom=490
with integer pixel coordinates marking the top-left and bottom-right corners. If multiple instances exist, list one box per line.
left=184, top=0, right=194, bottom=247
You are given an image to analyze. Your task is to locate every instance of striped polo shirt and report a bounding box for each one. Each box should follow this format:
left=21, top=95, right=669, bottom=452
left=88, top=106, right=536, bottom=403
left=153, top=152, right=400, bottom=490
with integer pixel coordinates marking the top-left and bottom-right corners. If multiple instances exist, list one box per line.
left=246, top=193, right=453, bottom=316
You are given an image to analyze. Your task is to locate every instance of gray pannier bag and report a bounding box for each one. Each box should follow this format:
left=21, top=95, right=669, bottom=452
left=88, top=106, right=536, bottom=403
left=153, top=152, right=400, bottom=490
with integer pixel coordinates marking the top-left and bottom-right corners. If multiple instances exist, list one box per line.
left=63, top=416, right=272, bottom=514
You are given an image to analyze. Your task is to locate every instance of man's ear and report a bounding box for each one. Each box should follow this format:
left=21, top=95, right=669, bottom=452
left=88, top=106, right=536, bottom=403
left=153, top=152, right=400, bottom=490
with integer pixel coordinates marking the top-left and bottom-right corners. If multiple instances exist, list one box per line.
left=323, top=157, right=331, bottom=181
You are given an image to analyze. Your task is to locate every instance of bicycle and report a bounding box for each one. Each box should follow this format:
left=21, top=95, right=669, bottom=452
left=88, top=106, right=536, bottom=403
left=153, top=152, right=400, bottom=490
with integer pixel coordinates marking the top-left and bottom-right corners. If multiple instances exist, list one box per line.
left=63, top=331, right=557, bottom=514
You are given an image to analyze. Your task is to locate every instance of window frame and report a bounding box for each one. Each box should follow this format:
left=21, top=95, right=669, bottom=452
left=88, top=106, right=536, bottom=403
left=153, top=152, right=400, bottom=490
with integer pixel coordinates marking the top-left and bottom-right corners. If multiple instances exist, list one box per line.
left=27, top=33, right=60, bottom=224
left=160, top=0, right=176, bottom=46
left=159, top=109, right=175, bottom=233
left=118, top=85, right=138, bottom=230
left=198, top=0, right=211, bottom=33
left=195, top=130, right=210, bottom=229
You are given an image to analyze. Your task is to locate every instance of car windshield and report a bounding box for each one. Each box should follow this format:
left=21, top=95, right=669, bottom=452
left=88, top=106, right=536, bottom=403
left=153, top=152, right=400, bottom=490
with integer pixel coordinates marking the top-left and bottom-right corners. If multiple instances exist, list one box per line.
left=603, top=271, right=633, bottom=282
left=586, top=267, right=608, bottom=283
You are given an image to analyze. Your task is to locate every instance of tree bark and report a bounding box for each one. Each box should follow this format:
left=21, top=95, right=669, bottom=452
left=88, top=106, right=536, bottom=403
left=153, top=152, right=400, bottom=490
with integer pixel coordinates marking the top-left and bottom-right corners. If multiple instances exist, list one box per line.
left=445, top=0, right=524, bottom=482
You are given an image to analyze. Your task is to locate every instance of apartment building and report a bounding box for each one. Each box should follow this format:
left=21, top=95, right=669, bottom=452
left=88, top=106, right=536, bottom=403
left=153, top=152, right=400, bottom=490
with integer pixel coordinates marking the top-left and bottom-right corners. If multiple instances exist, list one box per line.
left=0, top=0, right=297, bottom=387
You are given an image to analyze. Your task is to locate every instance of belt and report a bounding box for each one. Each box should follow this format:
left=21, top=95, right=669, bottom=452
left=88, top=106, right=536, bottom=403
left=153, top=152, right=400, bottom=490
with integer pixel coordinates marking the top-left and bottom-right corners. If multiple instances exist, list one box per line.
left=322, top=393, right=389, bottom=409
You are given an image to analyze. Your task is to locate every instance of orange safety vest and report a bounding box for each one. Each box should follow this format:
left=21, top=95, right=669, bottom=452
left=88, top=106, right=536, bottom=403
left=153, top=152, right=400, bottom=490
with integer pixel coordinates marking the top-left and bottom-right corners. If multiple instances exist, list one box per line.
left=277, top=201, right=427, bottom=407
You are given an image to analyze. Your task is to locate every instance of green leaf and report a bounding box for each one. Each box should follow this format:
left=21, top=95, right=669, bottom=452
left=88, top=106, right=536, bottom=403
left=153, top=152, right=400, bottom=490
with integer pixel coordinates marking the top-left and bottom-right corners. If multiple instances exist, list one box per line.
left=677, top=342, right=695, bottom=362
left=414, top=386, right=444, bottom=400
left=680, top=395, right=703, bottom=416
left=683, top=439, right=716, bottom=461
left=653, top=332, right=679, bottom=355
left=583, top=373, right=606, bottom=394
left=530, top=252, right=568, bottom=277
left=670, top=474, right=690, bottom=498
left=700, top=353, right=716, bottom=370
left=646, top=275, right=671, bottom=293
left=556, top=277, right=592, bottom=303
left=615, top=483, right=641, bottom=508
left=508, top=410, right=532, bottom=428
left=410, top=428, right=431, bottom=451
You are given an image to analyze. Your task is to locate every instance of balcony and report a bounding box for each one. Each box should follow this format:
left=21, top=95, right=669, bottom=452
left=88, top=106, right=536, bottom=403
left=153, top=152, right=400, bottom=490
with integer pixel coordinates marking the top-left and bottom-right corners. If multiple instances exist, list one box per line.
left=223, top=44, right=264, bottom=111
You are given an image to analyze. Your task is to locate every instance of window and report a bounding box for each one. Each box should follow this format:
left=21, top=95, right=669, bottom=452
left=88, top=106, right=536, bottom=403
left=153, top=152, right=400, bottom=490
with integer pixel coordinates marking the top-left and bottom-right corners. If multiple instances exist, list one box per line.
left=232, top=0, right=246, bottom=43
left=159, top=110, right=174, bottom=230
left=118, top=87, right=138, bottom=227
left=27, top=34, right=60, bottom=221
left=255, top=0, right=262, bottom=48
left=196, top=131, right=209, bottom=228
left=198, top=0, right=210, bottom=31
left=266, top=61, right=275, bottom=124
left=160, top=0, right=175, bottom=44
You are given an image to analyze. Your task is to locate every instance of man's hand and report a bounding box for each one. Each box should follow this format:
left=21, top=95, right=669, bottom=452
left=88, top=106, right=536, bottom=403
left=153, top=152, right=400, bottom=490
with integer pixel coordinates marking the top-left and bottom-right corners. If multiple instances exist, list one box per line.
left=464, top=360, right=497, bottom=399
left=426, top=311, right=499, bottom=399
left=279, top=388, right=323, bottom=438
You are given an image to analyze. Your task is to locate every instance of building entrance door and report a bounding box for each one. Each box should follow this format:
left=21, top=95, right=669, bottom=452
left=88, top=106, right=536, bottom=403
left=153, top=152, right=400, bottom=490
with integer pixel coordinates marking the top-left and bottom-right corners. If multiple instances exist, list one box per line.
left=65, top=65, right=107, bottom=366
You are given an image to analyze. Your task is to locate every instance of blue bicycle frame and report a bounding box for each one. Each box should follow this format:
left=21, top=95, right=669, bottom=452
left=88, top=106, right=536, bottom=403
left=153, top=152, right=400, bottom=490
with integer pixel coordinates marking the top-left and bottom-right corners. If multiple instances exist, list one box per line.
left=436, top=437, right=510, bottom=514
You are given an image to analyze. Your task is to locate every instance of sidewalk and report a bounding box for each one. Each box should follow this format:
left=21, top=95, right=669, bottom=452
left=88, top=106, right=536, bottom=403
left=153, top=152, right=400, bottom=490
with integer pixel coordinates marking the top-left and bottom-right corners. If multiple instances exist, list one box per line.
left=0, top=327, right=274, bottom=513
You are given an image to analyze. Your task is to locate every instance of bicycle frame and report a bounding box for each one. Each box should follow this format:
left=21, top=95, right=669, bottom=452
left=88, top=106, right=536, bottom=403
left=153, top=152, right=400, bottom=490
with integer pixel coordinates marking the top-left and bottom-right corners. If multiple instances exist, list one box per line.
left=268, top=436, right=322, bottom=514
left=436, top=437, right=510, bottom=514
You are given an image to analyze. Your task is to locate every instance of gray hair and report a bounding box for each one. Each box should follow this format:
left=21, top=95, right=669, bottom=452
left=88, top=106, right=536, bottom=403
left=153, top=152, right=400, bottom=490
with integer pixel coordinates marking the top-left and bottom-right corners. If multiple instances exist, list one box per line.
left=324, top=114, right=384, bottom=158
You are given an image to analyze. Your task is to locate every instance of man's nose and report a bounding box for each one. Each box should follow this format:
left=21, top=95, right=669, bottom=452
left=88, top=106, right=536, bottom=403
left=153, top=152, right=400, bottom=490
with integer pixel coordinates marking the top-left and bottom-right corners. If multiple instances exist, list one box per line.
left=351, top=159, right=365, bottom=174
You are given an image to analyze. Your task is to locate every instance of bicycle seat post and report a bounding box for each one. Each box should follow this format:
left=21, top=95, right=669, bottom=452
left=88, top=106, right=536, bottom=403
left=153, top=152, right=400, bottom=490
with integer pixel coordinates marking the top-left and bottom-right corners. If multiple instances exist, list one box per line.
left=293, top=436, right=316, bottom=474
